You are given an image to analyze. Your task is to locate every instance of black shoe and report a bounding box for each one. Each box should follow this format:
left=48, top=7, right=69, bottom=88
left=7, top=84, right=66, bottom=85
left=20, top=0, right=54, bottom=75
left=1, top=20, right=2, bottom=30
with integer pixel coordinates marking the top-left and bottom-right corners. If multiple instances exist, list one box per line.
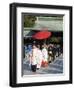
left=37, top=68, right=39, bottom=70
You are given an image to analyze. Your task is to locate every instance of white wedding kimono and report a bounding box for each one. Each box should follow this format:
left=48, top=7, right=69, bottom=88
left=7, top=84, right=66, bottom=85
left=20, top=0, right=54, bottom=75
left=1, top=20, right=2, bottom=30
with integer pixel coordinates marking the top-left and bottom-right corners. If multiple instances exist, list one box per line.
left=42, top=48, right=48, bottom=62
left=31, top=48, right=38, bottom=65
left=36, top=49, right=43, bottom=68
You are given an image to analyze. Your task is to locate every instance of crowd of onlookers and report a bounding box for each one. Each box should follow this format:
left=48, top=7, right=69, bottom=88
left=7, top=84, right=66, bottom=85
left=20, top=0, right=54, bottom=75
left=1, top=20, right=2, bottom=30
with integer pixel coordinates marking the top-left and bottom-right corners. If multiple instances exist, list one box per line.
left=24, top=43, right=63, bottom=72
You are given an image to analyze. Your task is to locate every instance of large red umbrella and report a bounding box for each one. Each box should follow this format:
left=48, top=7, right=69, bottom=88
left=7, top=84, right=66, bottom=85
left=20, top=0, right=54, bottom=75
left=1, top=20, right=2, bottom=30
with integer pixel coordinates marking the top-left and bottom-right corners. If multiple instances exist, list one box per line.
left=32, top=31, right=52, bottom=40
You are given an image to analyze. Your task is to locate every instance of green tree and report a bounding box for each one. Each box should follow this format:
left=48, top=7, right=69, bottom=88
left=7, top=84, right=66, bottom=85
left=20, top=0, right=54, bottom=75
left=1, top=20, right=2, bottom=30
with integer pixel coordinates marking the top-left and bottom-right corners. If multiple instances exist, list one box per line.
left=50, top=37, right=62, bottom=43
left=24, top=15, right=36, bottom=27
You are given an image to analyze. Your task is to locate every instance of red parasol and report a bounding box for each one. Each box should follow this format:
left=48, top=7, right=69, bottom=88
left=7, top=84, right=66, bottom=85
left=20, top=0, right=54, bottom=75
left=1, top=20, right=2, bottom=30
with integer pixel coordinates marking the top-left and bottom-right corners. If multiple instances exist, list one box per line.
left=32, top=31, right=52, bottom=40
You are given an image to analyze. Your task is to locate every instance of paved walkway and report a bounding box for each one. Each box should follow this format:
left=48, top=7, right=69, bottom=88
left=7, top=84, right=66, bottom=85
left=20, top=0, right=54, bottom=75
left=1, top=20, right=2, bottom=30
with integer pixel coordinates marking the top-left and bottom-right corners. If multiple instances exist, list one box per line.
left=23, top=55, right=63, bottom=75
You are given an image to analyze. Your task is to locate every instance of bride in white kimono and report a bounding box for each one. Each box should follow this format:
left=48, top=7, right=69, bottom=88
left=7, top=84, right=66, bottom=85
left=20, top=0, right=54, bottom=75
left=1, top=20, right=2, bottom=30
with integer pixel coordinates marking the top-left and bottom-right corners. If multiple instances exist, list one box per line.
left=42, top=44, right=48, bottom=67
left=36, top=45, right=43, bottom=69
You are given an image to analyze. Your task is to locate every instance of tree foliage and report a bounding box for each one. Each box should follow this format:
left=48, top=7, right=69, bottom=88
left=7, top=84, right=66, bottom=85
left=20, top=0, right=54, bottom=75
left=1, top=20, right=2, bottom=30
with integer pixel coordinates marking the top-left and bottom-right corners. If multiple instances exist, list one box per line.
left=24, top=15, right=37, bottom=27
left=49, top=37, right=62, bottom=43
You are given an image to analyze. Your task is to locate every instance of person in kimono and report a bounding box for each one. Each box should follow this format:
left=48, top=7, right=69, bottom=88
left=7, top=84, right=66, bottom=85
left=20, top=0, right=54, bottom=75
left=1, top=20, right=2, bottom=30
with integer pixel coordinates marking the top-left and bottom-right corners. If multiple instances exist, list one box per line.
left=48, top=44, right=53, bottom=63
left=30, top=44, right=38, bottom=72
left=28, top=45, right=32, bottom=67
left=41, top=44, right=48, bottom=67
left=36, top=45, right=43, bottom=69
